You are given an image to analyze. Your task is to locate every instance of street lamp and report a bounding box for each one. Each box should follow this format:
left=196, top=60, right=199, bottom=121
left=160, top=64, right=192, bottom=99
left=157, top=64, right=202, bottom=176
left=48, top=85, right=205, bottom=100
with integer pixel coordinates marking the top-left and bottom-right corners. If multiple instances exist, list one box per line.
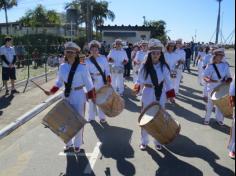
left=215, top=0, right=223, bottom=44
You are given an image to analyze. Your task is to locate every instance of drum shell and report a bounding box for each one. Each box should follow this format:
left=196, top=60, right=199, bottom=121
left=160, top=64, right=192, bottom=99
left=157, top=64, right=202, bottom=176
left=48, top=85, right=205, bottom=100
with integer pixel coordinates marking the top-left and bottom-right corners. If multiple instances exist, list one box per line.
left=42, top=100, right=87, bottom=143
left=211, top=84, right=233, bottom=118
left=138, top=103, right=181, bottom=145
left=96, top=85, right=125, bottom=117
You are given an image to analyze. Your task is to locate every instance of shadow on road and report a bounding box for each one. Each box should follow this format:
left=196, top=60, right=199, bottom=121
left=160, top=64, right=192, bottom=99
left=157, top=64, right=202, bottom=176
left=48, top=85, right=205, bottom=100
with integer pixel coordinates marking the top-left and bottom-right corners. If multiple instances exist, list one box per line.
left=123, top=86, right=141, bottom=113
left=65, top=149, right=95, bottom=176
left=91, top=121, right=136, bottom=176
left=0, top=94, right=15, bottom=117
left=166, top=134, right=235, bottom=176
left=146, top=146, right=203, bottom=176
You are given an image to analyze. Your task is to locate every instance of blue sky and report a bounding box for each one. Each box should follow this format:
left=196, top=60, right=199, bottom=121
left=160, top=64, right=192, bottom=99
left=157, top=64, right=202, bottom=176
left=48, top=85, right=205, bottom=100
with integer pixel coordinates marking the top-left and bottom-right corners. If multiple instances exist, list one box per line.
left=0, top=0, right=235, bottom=43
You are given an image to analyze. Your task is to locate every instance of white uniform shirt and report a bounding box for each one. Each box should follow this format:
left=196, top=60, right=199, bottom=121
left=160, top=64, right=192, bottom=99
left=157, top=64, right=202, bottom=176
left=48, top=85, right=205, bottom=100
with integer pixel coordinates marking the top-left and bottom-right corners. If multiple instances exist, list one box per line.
left=107, top=48, right=128, bottom=68
left=0, top=45, right=16, bottom=68
left=138, top=63, right=174, bottom=92
left=55, top=63, right=94, bottom=104
left=164, top=51, right=180, bottom=71
left=204, top=62, right=231, bottom=92
left=176, top=49, right=186, bottom=62
left=134, top=51, right=148, bottom=64
left=203, top=53, right=212, bottom=68
left=85, top=55, right=111, bottom=90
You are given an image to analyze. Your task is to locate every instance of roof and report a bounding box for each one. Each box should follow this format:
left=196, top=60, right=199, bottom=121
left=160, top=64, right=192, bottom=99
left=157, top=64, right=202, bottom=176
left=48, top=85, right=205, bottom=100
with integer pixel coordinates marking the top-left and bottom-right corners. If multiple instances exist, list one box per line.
left=97, top=25, right=155, bottom=31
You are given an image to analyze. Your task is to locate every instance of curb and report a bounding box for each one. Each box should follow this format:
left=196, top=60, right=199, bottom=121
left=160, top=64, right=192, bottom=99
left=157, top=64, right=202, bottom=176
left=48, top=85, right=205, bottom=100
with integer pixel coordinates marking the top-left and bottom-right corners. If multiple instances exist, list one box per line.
left=0, top=92, right=63, bottom=140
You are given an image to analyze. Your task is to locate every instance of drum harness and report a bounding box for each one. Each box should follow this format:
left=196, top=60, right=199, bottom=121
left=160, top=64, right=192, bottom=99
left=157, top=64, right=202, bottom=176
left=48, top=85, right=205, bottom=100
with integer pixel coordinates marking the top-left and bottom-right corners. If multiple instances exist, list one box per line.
left=89, top=56, right=107, bottom=85
left=64, top=60, right=80, bottom=97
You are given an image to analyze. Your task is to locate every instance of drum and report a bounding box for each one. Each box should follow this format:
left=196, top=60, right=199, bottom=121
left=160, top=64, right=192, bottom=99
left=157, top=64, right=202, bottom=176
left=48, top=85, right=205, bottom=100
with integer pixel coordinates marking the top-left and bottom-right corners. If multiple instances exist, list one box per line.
left=42, top=100, right=87, bottom=143
left=138, top=102, right=181, bottom=145
left=211, top=83, right=233, bottom=118
left=96, top=85, right=125, bottom=117
left=111, top=66, right=124, bottom=74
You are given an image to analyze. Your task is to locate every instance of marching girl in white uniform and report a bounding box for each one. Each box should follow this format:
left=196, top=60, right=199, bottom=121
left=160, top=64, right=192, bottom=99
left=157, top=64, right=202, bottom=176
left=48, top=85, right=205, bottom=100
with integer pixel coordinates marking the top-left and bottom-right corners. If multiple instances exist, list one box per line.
left=134, top=39, right=176, bottom=151
left=45, top=42, right=96, bottom=153
left=133, top=40, right=149, bottom=85
left=85, top=40, right=111, bottom=124
left=164, top=40, right=181, bottom=95
left=175, top=39, right=186, bottom=94
left=203, top=48, right=232, bottom=126
left=107, top=39, right=128, bottom=96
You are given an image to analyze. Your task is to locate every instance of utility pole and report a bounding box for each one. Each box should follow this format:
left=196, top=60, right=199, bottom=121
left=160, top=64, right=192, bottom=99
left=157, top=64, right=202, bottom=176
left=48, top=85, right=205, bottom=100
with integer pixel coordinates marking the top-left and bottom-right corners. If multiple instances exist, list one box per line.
left=215, top=0, right=223, bottom=44
left=3, top=0, right=9, bottom=34
left=143, top=16, right=146, bottom=26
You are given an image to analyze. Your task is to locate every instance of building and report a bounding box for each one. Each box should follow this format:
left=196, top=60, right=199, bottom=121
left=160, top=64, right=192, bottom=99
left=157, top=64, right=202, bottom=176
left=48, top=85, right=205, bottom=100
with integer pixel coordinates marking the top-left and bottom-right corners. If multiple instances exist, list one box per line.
left=98, top=25, right=155, bottom=45
left=0, top=22, right=79, bottom=38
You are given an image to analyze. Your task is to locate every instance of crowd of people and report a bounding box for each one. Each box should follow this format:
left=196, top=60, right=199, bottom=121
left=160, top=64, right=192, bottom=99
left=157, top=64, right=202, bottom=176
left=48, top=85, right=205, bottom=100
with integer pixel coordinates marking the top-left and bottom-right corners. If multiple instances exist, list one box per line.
left=0, top=36, right=235, bottom=159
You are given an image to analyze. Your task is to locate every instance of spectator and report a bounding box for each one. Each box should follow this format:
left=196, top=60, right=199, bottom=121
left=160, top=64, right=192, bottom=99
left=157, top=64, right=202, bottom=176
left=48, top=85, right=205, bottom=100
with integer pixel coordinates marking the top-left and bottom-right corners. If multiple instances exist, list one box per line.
left=32, top=48, right=41, bottom=69
left=124, top=43, right=133, bottom=78
left=15, top=42, right=26, bottom=68
left=184, top=43, right=192, bottom=73
left=0, top=36, right=19, bottom=95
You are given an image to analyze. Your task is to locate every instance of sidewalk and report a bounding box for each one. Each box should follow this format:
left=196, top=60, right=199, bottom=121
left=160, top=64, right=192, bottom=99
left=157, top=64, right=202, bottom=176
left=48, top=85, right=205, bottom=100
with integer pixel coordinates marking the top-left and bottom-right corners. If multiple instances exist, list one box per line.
left=0, top=79, right=58, bottom=131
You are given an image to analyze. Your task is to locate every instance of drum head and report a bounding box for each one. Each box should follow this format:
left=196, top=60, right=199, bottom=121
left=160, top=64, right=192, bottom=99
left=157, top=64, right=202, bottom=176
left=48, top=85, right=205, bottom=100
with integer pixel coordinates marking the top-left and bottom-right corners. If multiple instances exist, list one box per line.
left=139, top=104, right=160, bottom=126
left=96, top=85, right=114, bottom=105
left=211, top=84, right=230, bottom=101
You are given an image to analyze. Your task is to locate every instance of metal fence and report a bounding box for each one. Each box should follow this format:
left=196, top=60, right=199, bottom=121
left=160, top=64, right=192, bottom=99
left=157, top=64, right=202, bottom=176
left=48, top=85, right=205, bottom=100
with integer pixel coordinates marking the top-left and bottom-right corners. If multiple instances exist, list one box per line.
left=0, top=53, right=59, bottom=93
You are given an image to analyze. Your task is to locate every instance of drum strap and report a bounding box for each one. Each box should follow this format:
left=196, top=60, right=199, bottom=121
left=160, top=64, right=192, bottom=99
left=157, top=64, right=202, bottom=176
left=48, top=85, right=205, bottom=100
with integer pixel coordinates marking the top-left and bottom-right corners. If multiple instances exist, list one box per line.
left=212, top=64, right=222, bottom=80
left=149, top=66, right=164, bottom=101
left=64, top=61, right=79, bottom=97
left=90, top=56, right=107, bottom=85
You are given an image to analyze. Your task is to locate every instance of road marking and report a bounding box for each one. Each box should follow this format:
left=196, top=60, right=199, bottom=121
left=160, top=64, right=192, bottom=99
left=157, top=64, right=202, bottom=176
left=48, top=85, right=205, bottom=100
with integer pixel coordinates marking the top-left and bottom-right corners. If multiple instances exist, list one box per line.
left=58, top=152, right=93, bottom=157
left=84, top=142, right=102, bottom=174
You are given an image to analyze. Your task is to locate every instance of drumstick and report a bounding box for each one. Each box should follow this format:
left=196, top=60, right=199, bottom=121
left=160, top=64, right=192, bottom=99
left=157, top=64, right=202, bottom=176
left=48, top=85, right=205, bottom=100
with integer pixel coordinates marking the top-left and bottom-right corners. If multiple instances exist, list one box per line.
left=31, top=80, right=47, bottom=92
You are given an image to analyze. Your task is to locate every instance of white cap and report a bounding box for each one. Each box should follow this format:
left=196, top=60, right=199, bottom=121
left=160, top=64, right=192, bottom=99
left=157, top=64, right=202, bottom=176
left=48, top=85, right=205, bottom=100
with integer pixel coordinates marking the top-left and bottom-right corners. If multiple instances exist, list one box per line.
left=115, top=39, right=123, bottom=44
left=148, top=39, right=164, bottom=52
left=64, top=42, right=81, bottom=52
left=140, top=40, right=149, bottom=45
left=167, top=40, right=176, bottom=45
left=88, top=40, right=101, bottom=49
left=213, top=48, right=225, bottom=54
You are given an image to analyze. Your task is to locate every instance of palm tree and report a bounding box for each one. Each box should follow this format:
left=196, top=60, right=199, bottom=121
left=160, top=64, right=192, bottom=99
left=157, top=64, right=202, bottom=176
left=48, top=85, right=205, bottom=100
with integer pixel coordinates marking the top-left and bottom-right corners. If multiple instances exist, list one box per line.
left=65, top=0, right=115, bottom=41
left=92, top=1, right=115, bottom=39
left=215, top=0, right=223, bottom=44
left=0, top=0, right=17, bottom=34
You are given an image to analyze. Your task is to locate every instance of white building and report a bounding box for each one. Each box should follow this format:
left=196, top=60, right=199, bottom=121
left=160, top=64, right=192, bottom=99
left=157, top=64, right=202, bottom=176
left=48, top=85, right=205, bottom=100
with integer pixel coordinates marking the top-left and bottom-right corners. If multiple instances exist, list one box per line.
left=98, top=25, right=155, bottom=45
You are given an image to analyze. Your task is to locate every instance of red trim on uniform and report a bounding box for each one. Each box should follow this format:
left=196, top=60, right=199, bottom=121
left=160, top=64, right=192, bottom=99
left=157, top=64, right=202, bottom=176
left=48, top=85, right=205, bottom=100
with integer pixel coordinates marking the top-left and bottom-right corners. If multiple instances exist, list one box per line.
left=50, top=86, right=59, bottom=94
left=166, top=89, right=176, bottom=98
left=226, top=77, right=233, bottom=83
left=87, top=88, right=96, bottom=99
left=107, top=76, right=112, bottom=84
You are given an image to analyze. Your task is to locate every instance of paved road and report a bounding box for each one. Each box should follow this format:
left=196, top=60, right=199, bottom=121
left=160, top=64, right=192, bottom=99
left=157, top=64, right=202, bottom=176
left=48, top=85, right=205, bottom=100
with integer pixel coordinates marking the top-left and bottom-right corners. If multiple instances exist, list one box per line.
left=0, top=50, right=235, bottom=176
left=0, top=70, right=235, bottom=176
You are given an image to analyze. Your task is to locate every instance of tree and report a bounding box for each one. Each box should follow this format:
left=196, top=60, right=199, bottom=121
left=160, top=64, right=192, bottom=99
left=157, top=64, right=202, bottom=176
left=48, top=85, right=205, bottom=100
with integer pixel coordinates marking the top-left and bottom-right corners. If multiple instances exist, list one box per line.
left=145, top=20, right=168, bottom=43
left=20, top=5, right=61, bottom=33
left=0, top=0, right=17, bottom=34
left=92, top=1, right=115, bottom=39
left=65, top=0, right=115, bottom=40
